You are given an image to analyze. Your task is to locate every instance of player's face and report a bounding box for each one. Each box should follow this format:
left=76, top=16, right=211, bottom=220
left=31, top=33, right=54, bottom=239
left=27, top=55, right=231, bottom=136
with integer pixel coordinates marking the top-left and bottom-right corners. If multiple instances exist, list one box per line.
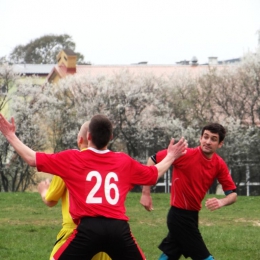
left=200, top=130, right=223, bottom=158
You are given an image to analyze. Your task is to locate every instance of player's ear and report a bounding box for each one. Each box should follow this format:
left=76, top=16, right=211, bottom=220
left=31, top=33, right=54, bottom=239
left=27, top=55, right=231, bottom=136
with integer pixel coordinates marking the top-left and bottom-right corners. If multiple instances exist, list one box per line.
left=110, top=134, right=113, bottom=141
left=218, top=140, right=224, bottom=148
left=87, top=132, right=92, bottom=141
left=79, top=136, right=84, bottom=144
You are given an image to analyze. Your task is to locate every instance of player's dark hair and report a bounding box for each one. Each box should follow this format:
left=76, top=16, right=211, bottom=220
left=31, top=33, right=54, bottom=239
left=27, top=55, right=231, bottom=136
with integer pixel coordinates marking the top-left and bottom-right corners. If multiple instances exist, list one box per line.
left=201, top=123, right=226, bottom=143
left=89, top=115, right=113, bottom=149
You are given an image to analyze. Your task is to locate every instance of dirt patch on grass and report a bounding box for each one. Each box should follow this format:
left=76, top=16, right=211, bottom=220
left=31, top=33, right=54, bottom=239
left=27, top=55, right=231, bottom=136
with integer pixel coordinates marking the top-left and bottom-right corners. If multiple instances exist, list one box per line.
left=235, top=218, right=260, bottom=226
left=199, top=220, right=214, bottom=226
left=200, top=218, right=260, bottom=227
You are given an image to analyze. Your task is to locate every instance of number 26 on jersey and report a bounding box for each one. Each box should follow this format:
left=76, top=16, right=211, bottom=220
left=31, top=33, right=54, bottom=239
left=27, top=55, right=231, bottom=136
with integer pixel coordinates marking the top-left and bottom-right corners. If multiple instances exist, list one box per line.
left=86, top=171, right=119, bottom=205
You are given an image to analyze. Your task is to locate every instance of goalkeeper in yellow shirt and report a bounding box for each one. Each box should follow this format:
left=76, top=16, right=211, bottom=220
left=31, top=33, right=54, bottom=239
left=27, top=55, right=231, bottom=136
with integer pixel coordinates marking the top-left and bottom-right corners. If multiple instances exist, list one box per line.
left=37, top=122, right=111, bottom=260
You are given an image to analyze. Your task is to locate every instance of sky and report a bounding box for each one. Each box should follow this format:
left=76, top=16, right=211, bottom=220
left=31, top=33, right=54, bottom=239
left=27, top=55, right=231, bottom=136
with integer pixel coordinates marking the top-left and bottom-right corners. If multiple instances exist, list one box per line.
left=1, top=0, right=260, bottom=65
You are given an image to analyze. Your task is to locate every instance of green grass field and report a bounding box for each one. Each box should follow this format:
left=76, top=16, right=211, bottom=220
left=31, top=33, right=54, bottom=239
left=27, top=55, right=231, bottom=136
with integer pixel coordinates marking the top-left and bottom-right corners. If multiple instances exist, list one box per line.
left=0, top=192, right=260, bottom=260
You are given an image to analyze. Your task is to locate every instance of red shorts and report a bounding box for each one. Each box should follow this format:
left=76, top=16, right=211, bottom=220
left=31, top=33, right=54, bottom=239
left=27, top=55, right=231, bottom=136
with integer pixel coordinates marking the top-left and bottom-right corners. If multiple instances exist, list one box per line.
left=53, top=217, right=146, bottom=260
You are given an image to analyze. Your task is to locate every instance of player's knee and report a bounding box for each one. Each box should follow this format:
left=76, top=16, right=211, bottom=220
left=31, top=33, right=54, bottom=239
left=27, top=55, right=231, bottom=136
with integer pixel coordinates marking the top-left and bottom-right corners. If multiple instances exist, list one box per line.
left=158, top=253, right=168, bottom=260
left=202, top=255, right=214, bottom=260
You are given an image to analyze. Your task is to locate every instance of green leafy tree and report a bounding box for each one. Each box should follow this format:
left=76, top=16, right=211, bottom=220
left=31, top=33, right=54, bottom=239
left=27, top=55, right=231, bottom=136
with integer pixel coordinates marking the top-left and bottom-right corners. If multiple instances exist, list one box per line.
left=9, top=34, right=85, bottom=64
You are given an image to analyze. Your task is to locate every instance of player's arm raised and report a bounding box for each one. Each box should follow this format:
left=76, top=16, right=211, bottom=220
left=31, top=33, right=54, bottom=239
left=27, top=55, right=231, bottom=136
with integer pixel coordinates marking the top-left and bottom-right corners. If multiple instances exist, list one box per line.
left=0, top=114, right=36, bottom=166
left=155, top=137, right=187, bottom=179
left=140, top=137, right=187, bottom=211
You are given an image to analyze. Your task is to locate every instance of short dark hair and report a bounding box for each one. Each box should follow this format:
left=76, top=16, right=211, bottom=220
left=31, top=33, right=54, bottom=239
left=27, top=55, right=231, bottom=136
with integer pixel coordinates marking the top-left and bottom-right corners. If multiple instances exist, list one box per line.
left=201, top=123, right=226, bottom=143
left=89, top=115, right=113, bottom=149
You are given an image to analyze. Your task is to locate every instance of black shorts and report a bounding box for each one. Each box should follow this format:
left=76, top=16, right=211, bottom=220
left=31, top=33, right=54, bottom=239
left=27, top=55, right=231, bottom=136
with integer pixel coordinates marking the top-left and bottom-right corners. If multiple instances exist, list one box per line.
left=158, top=206, right=211, bottom=260
left=53, top=217, right=146, bottom=260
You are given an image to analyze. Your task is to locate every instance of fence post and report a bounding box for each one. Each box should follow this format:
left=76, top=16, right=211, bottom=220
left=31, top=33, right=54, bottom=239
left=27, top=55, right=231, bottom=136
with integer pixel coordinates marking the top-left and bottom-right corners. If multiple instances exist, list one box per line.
left=246, top=164, right=250, bottom=196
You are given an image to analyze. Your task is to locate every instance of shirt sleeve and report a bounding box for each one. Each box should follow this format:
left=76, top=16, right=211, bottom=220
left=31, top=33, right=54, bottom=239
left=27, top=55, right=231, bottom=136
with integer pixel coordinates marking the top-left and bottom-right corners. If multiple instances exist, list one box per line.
left=45, top=176, right=66, bottom=202
left=217, top=157, right=237, bottom=192
left=129, top=158, right=158, bottom=186
left=36, top=151, right=71, bottom=179
left=153, top=149, right=167, bottom=164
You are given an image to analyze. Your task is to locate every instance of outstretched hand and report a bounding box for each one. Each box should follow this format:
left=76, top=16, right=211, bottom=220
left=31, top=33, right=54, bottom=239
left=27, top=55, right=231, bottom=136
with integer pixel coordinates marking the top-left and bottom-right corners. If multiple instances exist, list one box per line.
left=0, top=114, right=16, bottom=137
left=0, top=113, right=37, bottom=166
left=167, top=137, right=188, bottom=161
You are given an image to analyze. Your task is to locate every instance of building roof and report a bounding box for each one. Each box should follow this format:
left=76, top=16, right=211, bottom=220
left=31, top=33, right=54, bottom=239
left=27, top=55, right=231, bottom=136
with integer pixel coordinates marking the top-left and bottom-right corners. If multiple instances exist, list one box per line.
left=44, top=49, right=243, bottom=83
left=12, top=64, right=55, bottom=75
left=218, top=58, right=241, bottom=64
left=63, top=49, right=77, bottom=56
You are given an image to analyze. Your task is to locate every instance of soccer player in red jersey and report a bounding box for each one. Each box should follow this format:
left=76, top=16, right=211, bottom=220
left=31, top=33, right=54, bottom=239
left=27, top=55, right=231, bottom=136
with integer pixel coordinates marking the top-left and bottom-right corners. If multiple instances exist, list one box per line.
left=0, top=113, right=187, bottom=260
left=37, top=121, right=111, bottom=260
left=140, top=123, right=237, bottom=260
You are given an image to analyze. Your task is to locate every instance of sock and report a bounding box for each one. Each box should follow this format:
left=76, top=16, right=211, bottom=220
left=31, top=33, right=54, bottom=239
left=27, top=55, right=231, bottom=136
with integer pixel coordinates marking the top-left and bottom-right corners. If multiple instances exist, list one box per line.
left=203, top=255, right=214, bottom=260
left=158, top=253, right=168, bottom=260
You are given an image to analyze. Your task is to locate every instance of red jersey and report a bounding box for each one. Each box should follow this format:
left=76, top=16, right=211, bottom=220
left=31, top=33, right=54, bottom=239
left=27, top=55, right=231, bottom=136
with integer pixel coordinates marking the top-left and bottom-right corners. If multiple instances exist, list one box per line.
left=36, top=148, right=158, bottom=222
left=155, top=147, right=236, bottom=211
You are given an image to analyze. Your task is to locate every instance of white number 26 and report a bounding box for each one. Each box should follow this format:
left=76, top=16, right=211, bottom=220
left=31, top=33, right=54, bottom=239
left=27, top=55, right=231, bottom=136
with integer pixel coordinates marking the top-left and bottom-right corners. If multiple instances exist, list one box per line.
left=86, top=171, right=119, bottom=205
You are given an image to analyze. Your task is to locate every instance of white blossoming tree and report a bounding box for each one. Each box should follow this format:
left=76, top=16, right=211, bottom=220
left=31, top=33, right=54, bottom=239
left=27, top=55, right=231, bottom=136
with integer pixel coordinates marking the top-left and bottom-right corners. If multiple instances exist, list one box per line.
left=1, top=48, right=260, bottom=193
left=0, top=74, right=47, bottom=191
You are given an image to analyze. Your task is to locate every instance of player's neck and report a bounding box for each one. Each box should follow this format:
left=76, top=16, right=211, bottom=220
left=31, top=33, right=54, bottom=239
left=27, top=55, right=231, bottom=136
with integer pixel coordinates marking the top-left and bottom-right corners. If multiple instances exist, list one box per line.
left=202, top=151, right=214, bottom=159
left=88, top=142, right=108, bottom=151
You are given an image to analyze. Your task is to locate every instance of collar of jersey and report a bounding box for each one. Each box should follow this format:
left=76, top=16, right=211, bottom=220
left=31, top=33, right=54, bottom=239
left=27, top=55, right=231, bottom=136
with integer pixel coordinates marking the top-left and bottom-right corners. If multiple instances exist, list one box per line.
left=87, top=147, right=110, bottom=154
left=80, top=148, right=88, bottom=152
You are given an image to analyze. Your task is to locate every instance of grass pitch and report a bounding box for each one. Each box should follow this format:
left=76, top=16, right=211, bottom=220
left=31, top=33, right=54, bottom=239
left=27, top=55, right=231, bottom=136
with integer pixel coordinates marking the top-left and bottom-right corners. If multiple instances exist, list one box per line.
left=0, top=192, right=260, bottom=259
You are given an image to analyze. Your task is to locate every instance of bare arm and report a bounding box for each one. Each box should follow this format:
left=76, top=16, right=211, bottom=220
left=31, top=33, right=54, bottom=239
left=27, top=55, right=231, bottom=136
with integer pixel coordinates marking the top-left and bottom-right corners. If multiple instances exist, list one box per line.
left=37, top=179, right=58, bottom=207
left=140, top=158, right=155, bottom=211
left=0, top=114, right=36, bottom=166
left=205, top=192, right=237, bottom=211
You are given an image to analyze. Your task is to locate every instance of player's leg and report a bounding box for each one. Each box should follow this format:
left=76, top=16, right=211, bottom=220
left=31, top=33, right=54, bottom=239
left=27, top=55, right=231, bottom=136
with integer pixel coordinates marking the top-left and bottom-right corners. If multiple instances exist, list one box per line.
left=51, top=227, right=111, bottom=260
left=201, top=255, right=214, bottom=260
left=158, top=253, right=216, bottom=260
left=158, top=234, right=182, bottom=260
left=105, top=219, right=146, bottom=260
left=54, top=217, right=146, bottom=260
left=50, top=227, right=76, bottom=260
left=167, top=207, right=211, bottom=260
left=158, top=208, right=182, bottom=260
left=158, top=253, right=169, bottom=260
left=53, top=218, right=104, bottom=259
left=180, top=220, right=212, bottom=260
left=158, top=254, right=215, bottom=260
